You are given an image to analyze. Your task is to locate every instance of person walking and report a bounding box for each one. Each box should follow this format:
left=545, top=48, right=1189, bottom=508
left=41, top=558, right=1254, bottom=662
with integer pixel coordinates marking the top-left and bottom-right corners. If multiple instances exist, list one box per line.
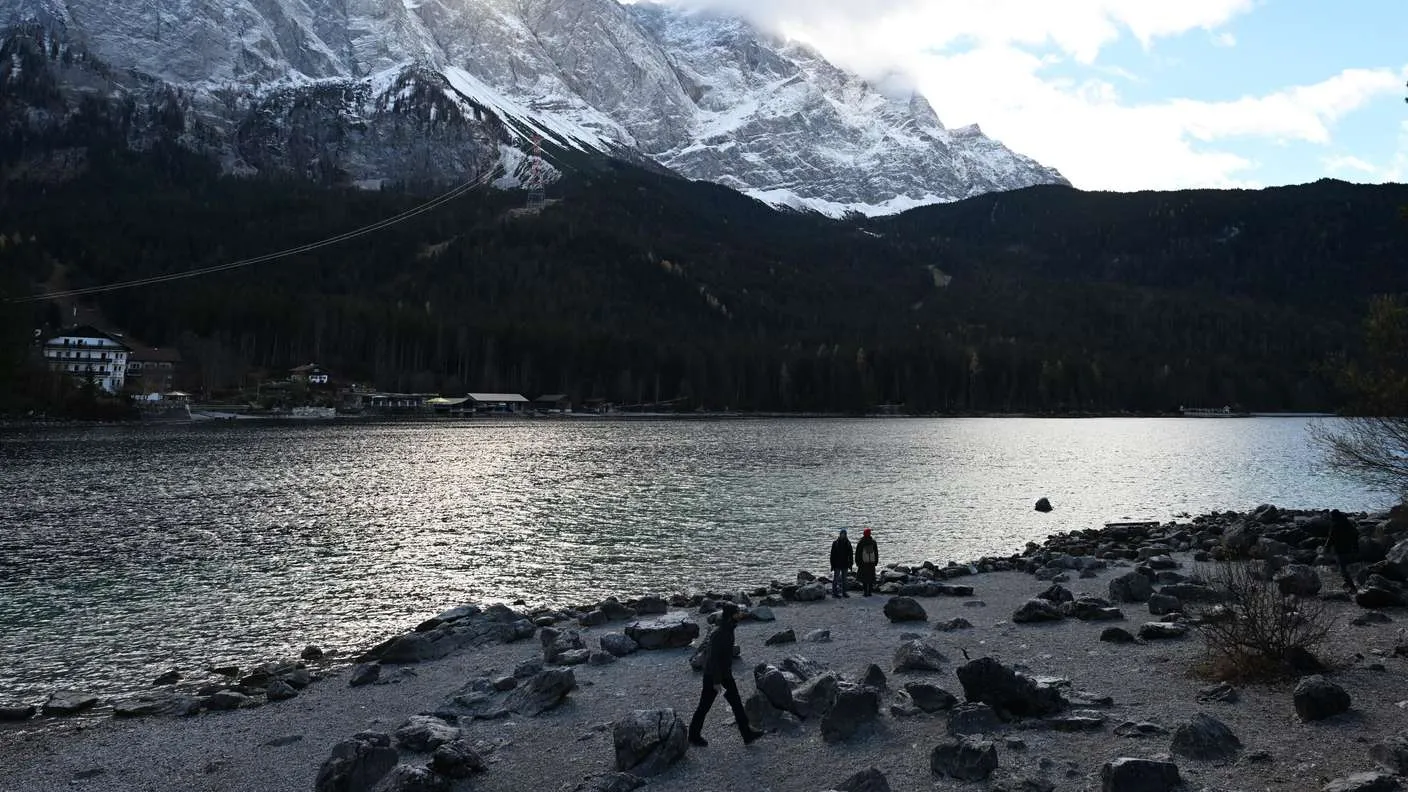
left=688, top=602, right=763, bottom=747
left=830, top=528, right=854, bottom=598
left=1325, top=509, right=1360, bottom=594
left=855, top=528, right=879, bottom=596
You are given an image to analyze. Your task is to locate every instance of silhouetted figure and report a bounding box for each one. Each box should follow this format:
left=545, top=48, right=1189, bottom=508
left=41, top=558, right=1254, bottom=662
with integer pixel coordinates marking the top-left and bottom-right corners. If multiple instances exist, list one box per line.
left=830, top=528, right=854, bottom=598
left=688, top=603, right=762, bottom=747
left=855, top=528, right=879, bottom=597
left=1325, top=509, right=1360, bottom=593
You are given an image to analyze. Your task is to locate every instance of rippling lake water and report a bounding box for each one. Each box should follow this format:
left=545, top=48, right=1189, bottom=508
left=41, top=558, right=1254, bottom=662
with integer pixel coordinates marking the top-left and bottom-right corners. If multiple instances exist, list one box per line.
left=0, top=417, right=1392, bottom=700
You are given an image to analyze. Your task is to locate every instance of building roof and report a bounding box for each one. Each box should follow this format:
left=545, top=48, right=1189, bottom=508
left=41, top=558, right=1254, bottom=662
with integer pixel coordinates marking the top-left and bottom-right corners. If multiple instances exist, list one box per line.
left=467, top=393, right=530, bottom=403
left=535, top=393, right=568, bottom=402
left=426, top=397, right=471, bottom=406
left=49, top=325, right=130, bottom=348
left=290, top=363, right=325, bottom=373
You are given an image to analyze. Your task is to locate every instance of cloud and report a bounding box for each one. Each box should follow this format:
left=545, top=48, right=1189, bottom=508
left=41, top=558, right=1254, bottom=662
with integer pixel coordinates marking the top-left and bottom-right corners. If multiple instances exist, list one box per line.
left=640, top=0, right=1406, bottom=191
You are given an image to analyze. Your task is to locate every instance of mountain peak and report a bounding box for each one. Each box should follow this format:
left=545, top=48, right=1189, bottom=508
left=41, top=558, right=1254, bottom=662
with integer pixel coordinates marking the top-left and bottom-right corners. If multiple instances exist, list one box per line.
left=1, top=0, right=1067, bottom=215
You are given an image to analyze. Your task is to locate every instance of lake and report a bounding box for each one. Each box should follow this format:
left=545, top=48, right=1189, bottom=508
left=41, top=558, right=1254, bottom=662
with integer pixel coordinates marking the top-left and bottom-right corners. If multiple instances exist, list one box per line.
left=0, top=416, right=1392, bottom=701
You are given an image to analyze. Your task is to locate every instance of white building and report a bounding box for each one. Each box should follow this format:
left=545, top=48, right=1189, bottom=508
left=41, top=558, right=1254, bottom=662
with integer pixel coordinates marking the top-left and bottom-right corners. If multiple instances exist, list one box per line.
left=42, top=325, right=131, bottom=393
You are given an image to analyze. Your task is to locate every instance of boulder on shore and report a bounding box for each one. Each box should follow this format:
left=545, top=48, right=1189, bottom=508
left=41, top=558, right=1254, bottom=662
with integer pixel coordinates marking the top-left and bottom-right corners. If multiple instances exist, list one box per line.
left=612, top=709, right=688, bottom=778
left=624, top=616, right=699, bottom=650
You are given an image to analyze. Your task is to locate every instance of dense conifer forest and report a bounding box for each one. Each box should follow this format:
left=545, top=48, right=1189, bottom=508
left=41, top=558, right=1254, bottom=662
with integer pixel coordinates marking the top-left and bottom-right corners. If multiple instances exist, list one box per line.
left=2, top=112, right=1407, bottom=415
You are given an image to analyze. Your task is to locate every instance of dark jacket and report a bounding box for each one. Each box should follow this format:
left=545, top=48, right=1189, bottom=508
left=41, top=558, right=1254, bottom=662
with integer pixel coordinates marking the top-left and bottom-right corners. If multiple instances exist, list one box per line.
left=703, top=618, right=738, bottom=680
left=855, top=536, right=879, bottom=568
left=830, top=535, right=854, bottom=570
left=1328, top=511, right=1360, bottom=554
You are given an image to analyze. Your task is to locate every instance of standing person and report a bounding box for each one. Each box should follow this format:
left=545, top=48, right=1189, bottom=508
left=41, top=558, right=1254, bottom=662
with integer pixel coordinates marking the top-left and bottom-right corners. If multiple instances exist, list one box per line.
left=688, top=603, right=763, bottom=747
left=855, top=528, right=879, bottom=597
left=830, top=528, right=854, bottom=598
left=1325, top=509, right=1360, bottom=594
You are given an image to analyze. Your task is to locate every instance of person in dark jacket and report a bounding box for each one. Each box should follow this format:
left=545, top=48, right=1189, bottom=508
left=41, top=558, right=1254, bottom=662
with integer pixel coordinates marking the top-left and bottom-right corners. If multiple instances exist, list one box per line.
left=688, top=603, right=762, bottom=747
left=855, top=528, right=879, bottom=596
left=830, top=528, right=854, bottom=598
left=1325, top=509, right=1360, bottom=593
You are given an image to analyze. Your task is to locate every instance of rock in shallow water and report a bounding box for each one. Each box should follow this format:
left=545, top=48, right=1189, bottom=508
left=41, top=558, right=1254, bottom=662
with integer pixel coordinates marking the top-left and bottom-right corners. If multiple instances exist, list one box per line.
left=42, top=690, right=99, bottom=717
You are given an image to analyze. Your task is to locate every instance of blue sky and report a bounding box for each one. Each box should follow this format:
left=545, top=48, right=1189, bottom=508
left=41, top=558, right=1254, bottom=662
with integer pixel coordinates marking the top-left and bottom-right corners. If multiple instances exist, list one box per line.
left=676, top=0, right=1408, bottom=191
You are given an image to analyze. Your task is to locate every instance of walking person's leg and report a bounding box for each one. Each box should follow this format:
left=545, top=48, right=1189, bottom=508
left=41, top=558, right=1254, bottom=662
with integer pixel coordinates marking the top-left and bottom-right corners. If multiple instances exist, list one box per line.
left=1337, top=552, right=1358, bottom=592
left=689, top=676, right=718, bottom=746
left=839, top=568, right=849, bottom=597
left=720, top=674, right=760, bottom=743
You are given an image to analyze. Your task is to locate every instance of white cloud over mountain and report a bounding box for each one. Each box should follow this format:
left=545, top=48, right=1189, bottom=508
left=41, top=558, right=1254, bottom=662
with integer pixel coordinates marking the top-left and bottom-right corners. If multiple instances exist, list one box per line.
left=646, top=0, right=1407, bottom=190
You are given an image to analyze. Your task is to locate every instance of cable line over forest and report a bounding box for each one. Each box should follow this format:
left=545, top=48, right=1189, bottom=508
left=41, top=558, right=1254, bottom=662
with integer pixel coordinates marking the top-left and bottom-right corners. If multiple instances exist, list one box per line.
left=6, top=168, right=498, bottom=303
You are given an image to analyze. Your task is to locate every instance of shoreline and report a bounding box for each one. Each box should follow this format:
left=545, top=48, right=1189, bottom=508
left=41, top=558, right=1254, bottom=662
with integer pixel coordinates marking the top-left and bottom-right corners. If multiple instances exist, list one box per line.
left=0, top=502, right=1404, bottom=791
left=3, top=504, right=1401, bottom=722
left=0, top=411, right=1345, bottom=429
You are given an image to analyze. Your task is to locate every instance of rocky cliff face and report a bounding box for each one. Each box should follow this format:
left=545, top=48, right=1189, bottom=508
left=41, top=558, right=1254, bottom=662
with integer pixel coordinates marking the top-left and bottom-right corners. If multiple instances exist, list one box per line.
left=0, top=0, right=1067, bottom=215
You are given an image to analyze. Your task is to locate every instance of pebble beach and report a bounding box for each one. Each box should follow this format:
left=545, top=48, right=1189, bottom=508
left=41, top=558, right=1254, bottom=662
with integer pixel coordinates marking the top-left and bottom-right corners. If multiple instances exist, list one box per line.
left=2, top=505, right=1407, bottom=792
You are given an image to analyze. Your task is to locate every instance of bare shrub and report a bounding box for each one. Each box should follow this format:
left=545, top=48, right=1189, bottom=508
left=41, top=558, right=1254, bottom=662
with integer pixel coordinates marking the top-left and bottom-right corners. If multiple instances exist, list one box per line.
left=1189, top=562, right=1334, bottom=682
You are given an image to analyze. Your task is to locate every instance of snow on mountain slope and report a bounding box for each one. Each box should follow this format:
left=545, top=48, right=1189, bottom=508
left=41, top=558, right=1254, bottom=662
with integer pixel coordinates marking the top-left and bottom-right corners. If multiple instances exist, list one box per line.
left=1, top=0, right=1067, bottom=215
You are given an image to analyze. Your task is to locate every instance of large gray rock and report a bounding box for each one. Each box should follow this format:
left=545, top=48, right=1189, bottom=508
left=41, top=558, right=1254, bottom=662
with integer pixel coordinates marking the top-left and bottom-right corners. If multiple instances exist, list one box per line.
left=1137, top=622, right=1189, bottom=640
left=893, top=640, right=946, bottom=673
left=507, top=668, right=576, bottom=715
left=1274, top=564, right=1323, bottom=597
left=947, top=702, right=1003, bottom=736
left=794, top=583, right=829, bottom=602
left=904, top=682, right=957, bottom=713
left=377, top=634, right=438, bottom=664
left=1012, top=598, right=1064, bottom=623
left=314, top=732, right=399, bottom=792
left=367, top=764, right=449, bottom=792
left=1170, top=712, right=1241, bottom=760
left=0, top=704, right=36, bottom=722
left=612, top=709, right=688, bottom=778
left=1147, top=593, right=1183, bottom=616
left=429, top=739, right=486, bottom=779
left=793, top=673, right=840, bottom=720
left=883, top=597, right=927, bottom=622
left=1294, top=675, right=1351, bottom=721
left=1386, top=538, right=1408, bottom=579
left=350, top=663, right=381, bottom=687
left=744, top=691, right=802, bottom=732
left=1108, top=572, right=1154, bottom=603
left=765, top=629, right=797, bottom=646
left=930, top=736, right=998, bottom=781
left=393, top=715, right=461, bottom=752
left=624, top=616, right=700, bottom=650
left=820, top=684, right=880, bottom=742
left=754, top=664, right=797, bottom=715
left=1370, top=735, right=1408, bottom=775
left=541, top=627, right=588, bottom=664
left=1322, top=773, right=1402, bottom=792
left=1100, top=758, right=1181, bottom=792
left=203, top=690, right=252, bottom=711
left=955, top=657, right=1066, bottom=718
left=782, top=654, right=827, bottom=681
left=600, top=633, right=639, bottom=657
left=41, top=690, right=99, bottom=716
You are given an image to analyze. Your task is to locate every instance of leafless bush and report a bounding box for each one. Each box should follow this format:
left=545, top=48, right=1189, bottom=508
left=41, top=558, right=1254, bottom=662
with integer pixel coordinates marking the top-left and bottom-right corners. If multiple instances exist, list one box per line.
left=1189, top=562, right=1334, bottom=682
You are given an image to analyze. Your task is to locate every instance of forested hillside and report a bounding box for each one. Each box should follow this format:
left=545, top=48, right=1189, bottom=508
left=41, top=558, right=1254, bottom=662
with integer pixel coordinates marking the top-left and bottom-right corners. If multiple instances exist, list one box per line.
left=2, top=135, right=1405, bottom=414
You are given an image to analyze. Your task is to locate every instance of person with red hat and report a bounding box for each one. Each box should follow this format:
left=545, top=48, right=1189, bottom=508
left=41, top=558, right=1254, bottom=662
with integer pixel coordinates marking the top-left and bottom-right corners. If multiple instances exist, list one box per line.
left=855, top=528, right=880, bottom=597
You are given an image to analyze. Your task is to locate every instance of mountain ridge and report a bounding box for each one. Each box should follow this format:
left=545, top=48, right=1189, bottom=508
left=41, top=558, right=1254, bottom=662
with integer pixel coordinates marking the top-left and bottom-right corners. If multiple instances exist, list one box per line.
left=0, top=0, right=1066, bottom=214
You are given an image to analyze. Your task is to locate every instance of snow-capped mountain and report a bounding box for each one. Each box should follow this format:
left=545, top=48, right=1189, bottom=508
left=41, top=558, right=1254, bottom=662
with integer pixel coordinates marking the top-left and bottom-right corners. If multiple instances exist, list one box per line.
left=0, top=0, right=1067, bottom=215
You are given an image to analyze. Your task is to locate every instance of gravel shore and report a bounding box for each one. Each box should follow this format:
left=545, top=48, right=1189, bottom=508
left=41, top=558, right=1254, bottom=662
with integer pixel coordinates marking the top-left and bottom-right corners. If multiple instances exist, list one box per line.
left=2, top=545, right=1406, bottom=792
